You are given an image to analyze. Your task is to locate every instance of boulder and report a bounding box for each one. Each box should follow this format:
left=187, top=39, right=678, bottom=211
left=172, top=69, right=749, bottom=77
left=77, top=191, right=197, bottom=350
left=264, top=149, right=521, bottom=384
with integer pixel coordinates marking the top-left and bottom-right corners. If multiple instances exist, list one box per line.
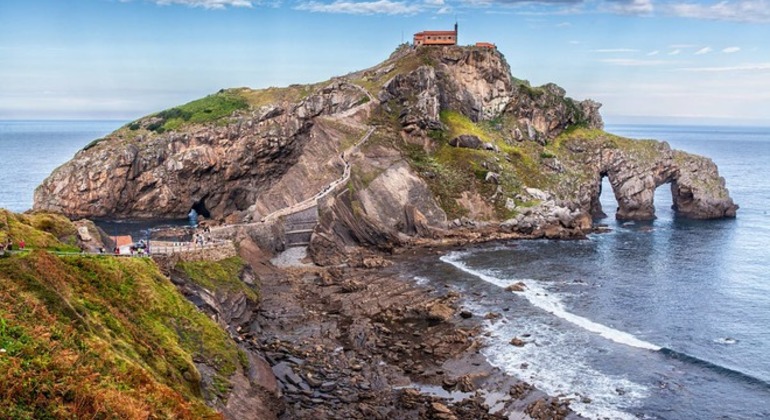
left=76, top=225, right=93, bottom=242
left=426, top=303, right=454, bottom=322
left=449, top=134, right=482, bottom=149
left=485, top=172, right=500, bottom=184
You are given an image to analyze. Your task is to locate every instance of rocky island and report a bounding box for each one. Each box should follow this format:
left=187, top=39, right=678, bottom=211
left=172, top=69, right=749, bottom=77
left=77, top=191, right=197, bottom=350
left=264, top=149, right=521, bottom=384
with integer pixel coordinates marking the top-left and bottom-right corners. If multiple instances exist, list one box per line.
left=3, top=45, right=738, bottom=419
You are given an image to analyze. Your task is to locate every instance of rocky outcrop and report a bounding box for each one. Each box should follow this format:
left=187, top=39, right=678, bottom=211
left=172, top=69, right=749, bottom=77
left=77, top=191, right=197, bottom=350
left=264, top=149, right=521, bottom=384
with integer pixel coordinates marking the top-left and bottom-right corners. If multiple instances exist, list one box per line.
left=165, top=259, right=282, bottom=419
left=34, top=82, right=368, bottom=222
left=309, top=189, right=403, bottom=266
left=377, top=47, right=515, bottom=133
left=506, top=83, right=603, bottom=143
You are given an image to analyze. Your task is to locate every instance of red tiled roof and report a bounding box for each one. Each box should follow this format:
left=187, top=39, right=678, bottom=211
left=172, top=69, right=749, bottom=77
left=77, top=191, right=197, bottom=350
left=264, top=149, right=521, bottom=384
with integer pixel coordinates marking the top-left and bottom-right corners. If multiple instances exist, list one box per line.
left=111, top=235, right=133, bottom=247
left=414, top=30, right=456, bottom=36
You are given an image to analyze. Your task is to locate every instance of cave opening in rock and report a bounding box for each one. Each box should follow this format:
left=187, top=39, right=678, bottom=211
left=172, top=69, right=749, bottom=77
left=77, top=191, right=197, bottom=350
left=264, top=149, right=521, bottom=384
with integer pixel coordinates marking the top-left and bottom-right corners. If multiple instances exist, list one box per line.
left=191, top=198, right=211, bottom=219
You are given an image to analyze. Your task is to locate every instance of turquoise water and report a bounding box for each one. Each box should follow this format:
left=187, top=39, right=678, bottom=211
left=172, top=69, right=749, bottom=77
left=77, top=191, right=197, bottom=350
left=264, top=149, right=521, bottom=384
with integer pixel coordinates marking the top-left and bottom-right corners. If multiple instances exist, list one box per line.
left=408, top=124, right=770, bottom=419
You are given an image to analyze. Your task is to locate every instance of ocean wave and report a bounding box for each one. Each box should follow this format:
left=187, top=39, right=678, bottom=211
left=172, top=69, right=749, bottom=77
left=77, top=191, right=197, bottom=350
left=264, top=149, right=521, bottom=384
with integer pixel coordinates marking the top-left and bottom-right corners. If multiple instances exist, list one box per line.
left=441, top=251, right=657, bottom=419
left=440, top=252, right=661, bottom=351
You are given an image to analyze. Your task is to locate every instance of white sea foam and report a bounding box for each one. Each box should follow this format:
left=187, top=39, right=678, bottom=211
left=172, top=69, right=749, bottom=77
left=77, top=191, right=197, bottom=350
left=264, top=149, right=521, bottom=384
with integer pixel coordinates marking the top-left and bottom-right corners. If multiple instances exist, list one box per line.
left=441, top=251, right=656, bottom=419
left=440, top=253, right=661, bottom=351
left=482, top=319, right=647, bottom=420
left=413, top=276, right=431, bottom=286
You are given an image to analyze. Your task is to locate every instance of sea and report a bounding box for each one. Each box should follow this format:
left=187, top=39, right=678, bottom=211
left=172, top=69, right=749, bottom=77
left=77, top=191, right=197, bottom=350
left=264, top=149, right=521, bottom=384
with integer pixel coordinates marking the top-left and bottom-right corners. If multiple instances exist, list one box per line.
left=2, top=121, right=769, bottom=419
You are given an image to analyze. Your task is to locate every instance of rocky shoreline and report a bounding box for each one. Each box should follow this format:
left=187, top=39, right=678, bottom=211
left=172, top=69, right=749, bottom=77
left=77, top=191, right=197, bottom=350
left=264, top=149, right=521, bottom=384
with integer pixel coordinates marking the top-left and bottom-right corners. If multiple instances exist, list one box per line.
left=237, top=238, right=580, bottom=420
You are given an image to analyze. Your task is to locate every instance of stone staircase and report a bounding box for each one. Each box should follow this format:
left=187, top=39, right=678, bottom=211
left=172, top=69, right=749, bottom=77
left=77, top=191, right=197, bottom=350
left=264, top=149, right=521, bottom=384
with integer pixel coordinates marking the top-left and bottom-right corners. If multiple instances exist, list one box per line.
left=283, top=206, right=319, bottom=248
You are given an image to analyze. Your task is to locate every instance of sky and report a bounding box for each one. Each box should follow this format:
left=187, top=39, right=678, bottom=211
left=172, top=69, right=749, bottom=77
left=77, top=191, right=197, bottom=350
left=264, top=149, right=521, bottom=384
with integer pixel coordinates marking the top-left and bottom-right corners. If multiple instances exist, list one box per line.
left=1, top=0, right=770, bottom=125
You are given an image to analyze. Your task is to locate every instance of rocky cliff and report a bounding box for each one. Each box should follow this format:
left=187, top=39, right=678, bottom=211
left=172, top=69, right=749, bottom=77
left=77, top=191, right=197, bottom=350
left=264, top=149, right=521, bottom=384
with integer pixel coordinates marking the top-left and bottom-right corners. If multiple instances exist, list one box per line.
left=35, top=45, right=737, bottom=257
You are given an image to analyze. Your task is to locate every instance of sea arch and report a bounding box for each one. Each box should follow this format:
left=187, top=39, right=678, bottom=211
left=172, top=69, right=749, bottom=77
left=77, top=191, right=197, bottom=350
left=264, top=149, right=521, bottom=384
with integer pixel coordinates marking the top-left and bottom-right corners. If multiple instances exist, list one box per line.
left=588, top=145, right=737, bottom=221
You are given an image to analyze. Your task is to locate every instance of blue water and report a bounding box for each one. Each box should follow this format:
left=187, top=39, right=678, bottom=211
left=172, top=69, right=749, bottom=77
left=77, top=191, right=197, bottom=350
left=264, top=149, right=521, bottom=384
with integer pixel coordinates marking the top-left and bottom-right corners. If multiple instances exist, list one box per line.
left=0, top=120, right=125, bottom=212
left=408, top=124, right=770, bottom=419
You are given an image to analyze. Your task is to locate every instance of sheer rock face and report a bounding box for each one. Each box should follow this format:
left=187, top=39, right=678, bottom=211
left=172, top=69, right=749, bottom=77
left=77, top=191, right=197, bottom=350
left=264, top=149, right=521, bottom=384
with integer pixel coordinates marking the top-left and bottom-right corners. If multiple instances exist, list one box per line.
left=505, top=83, right=603, bottom=144
left=33, top=82, right=365, bottom=221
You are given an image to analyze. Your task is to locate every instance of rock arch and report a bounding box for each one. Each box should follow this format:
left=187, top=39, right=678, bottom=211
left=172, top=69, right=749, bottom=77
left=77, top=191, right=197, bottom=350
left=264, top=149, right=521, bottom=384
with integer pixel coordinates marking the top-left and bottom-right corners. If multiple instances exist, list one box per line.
left=590, top=143, right=737, bottom=221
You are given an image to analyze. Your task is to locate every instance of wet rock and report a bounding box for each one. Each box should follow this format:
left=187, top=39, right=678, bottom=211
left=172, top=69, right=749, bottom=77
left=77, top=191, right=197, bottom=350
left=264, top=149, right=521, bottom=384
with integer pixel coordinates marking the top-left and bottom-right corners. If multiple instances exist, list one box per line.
left=457, top=375, right=475, bottom=392
left=431, top=401, right=453, bottom=414
left=459, top=310, right=473, bottom=319
left=526, top=397, right=570, bottom=420
left=505, top=282, right=527, bottom=292
left=442, top=377, right=458, bottom=389
left=320, top=381, right=337, bottom=392
left=510, top=337, right=526, bottom=347
left=340, top=280, right=367, bottom=293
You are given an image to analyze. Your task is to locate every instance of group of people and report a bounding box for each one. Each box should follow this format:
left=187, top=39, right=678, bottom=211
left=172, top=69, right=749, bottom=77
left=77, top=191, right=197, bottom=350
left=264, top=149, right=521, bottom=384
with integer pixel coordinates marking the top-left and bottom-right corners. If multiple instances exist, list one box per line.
left=3, top=239, right=25, bottom=252
left=193, top=226, right=211, bottom=247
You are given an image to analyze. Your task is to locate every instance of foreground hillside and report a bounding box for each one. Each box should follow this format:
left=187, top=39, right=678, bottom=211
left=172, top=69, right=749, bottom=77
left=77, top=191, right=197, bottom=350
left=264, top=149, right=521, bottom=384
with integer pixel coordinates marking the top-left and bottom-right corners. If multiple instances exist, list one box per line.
left=34, top=45, right=737, bottom=261
left=0, top=211, right=268, bottom=419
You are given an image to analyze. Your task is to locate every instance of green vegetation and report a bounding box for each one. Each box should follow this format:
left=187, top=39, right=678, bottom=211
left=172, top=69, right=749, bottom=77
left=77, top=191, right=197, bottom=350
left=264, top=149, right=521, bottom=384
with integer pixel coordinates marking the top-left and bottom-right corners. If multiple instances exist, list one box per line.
left=82, top=137, right=107, bottom=151
left=147, top=91, right=249, bottom=133
left=233, top=83, right=324, bottom=109
left=0, top=212, right=245, bottom=419
left=440, top=110, right=495, bottom=142
left=0, top=210, right=79, bottom=252
left=395, top=110, right=555, bottom=219
left=176, top=256, right=257, bottom=302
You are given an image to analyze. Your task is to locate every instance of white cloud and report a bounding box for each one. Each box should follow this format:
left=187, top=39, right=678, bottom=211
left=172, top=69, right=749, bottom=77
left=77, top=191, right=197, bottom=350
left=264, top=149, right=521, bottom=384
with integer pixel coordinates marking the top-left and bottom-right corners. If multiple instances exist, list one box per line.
left=295, top=0, right=424, bottom=14
left=647, top=50, right=660, bottom=56
left=666, top=0, right=770, bottom=23
left=605, top=0, right=653, bottom=15
left=592, top=48, right=639, bottom=53
left=695, top=46, right=712, bottom=55
left=668, top=49, right=681, bottom=55
left=153, top=0, right=254, bottom=8
left=723, top=46, right=741, bottom=53
left=678, top=63, right=770, bottom=72
left=600, top=58, right=667, bottom=66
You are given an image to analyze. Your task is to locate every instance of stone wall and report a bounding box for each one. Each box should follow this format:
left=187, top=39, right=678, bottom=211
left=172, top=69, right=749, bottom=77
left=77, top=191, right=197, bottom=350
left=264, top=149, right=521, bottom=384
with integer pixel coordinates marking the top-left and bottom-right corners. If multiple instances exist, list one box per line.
left=152, top=242, right=237, bottom=269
